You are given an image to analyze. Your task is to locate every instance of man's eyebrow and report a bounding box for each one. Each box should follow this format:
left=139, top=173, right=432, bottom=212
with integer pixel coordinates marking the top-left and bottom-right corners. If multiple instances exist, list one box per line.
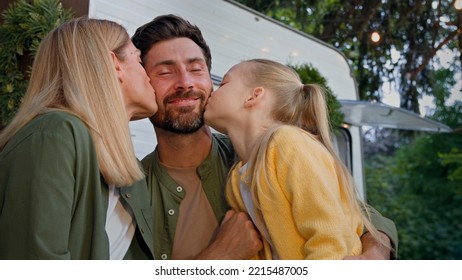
left=187, top=57, right=206, bottom=64
left=152, top=60, right=175, bottom=68
left=152, top=57, right=206, bottom=68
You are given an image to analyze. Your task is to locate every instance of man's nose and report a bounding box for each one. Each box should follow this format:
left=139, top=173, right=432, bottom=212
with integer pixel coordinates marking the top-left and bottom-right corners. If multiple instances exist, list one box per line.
left=175, top=69, right=194, bottom=90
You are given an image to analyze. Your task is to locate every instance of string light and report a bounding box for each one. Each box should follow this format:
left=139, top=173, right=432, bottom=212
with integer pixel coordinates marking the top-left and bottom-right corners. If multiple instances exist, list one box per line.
left=371, top=31, right=381, bottom=43
left=455, top=0, right=462, bottom=10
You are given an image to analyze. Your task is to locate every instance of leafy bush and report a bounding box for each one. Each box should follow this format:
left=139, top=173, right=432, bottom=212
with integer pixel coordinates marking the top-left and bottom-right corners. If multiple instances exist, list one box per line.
left=366, top=130, right=462, bottom=259
left=365, top=90, right=462, bottom=259
left=0, top=0, right=73, bottom=127
left=290, top=63, right=344, bottom=128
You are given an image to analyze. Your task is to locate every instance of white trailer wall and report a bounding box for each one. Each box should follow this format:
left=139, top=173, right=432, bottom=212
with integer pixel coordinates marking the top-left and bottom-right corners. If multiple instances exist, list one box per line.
left=88, top=0, right=366, bottom=198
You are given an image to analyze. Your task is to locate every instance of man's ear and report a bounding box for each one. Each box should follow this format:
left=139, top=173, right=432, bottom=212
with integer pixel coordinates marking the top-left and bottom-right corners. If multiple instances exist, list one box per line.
left=244, top=87, right=265, bottom=108
left=111, top=51, right=123, bottom=83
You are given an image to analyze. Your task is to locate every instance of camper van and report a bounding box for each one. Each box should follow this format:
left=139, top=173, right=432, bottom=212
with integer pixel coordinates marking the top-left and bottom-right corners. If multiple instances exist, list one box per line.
left=87, top=0, right=452, bottom=199
left=27, top=0, right=449, bottom=199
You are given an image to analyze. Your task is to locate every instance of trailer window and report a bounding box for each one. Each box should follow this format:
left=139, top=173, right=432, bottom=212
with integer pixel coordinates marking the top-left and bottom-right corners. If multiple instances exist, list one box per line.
left=332, top=128, right=352, bottom=173
left=211, top=74, right=222, bottom=88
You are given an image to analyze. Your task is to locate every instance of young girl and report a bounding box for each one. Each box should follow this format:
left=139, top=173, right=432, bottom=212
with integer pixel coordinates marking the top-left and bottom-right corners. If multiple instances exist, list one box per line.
left=204, top=58, right=382, bottom=259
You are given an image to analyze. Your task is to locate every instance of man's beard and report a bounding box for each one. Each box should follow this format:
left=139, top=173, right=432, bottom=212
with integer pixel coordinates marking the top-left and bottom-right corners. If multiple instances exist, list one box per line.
left=149, top=90, right=206, bottom=134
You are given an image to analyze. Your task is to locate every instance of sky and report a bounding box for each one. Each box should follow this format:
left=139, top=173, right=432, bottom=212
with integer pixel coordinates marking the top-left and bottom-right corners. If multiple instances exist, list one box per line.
left=382, top=78, right=461, bottom=117
left=382, top=48, right=462, bottom=117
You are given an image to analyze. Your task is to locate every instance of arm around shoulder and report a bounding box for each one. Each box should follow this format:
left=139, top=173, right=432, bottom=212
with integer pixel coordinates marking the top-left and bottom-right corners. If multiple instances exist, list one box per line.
left=358, top=205, right=398, bottom=259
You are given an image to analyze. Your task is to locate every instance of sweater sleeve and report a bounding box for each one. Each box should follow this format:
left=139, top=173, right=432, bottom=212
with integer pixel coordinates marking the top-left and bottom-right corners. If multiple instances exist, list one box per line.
left=259, top=126, right=363, bottom=259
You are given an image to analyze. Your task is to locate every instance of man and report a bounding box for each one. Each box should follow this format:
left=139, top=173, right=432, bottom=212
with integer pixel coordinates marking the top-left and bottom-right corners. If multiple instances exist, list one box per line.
left=132, top=14, right=397, bottom=260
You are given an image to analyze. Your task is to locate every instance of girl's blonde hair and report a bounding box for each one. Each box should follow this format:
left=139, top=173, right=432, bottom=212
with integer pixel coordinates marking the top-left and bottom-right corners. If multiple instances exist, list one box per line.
left=0, top=18, right=144, bottom=187
left=239, top=58, right=386, bottom=247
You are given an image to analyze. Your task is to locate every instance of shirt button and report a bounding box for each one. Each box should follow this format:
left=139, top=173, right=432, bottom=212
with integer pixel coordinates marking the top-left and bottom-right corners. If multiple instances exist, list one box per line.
left=161, top=254, right=168, bottom=260
left=168, top=209, right=175, bottom=215
left=176, top=186, right=183, bottom=192
left=125, top=193, right=131, bottom=199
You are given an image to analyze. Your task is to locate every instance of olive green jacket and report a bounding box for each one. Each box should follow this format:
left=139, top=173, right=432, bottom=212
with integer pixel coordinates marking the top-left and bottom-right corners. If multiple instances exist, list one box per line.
left=141, top=133, right=236, bottom=260
left=0, top=112, right=154, bottom=259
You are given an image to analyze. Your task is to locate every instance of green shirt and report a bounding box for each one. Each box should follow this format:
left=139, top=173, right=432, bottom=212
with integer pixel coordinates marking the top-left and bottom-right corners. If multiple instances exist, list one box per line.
left=141, top=133, right=235, bottom=260
left=0, top=112, right=154, bottom=259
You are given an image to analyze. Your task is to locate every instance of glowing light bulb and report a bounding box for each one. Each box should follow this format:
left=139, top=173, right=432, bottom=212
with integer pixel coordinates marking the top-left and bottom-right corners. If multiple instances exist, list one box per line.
left=371, top=31, right=381, bottom=43
left=455, top=0, right=462, bottom=10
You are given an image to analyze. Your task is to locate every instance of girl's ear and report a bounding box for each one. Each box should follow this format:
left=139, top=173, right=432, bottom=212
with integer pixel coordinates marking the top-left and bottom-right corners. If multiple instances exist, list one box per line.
left=244, top=87, right=265, bottom=108
left=111, top=51, right=123, bottom=83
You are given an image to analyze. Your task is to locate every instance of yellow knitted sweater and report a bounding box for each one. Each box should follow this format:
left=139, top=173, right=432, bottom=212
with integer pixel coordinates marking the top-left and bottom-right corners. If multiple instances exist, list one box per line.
left=226, top=125, right=363, bottom=259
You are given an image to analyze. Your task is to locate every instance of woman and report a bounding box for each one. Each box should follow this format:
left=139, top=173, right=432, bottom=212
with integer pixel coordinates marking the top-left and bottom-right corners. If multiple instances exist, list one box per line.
left=0, top=18, right=158, bottom=259
left=204, top=59, right=385, bottom=259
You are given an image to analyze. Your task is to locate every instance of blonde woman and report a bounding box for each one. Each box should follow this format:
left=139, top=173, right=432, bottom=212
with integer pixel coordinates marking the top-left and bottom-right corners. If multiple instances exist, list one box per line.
left=0, top=18, right=158, bottom=259
left=204, top=59, right=388, bottom=259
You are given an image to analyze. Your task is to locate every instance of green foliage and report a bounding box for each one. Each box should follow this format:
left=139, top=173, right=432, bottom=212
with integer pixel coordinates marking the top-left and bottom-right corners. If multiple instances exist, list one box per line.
left=290, top=63, right=344, bottom=128
left=430, top=101, right=462, bottom=131
left=365, top=95, right=462, bottom=259
left=0, top=0, right=73, bottom=127
left=235, top=0, right=461, bottom=113
left=237, top=0, right=462, bottom=259
left=439, top=148, right=462, bottom=182
left=366, top=130, right=462, bottom=259
left=429, top=68, right=457, bottom=107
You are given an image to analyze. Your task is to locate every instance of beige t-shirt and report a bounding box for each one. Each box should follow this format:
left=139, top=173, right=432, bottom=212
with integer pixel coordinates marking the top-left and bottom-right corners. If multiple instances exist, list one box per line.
left=162, top=163, right=219, bottom=260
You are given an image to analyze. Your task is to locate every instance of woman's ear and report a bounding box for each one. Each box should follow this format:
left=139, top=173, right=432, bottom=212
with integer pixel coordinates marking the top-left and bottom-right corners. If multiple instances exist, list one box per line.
left=244, top=87, right=265, bottom=108
left=110, top=51, right=123, bottom=83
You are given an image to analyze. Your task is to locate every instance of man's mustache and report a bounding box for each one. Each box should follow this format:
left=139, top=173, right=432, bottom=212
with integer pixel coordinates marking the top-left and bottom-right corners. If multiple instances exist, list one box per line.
left=164, top=90, right=205, bottom=104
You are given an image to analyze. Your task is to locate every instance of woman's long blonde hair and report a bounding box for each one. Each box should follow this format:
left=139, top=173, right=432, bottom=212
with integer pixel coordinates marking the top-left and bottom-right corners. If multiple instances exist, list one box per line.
left=0, top=18, right=144, bottom=187
left=239, top=58, right=387, bottom=247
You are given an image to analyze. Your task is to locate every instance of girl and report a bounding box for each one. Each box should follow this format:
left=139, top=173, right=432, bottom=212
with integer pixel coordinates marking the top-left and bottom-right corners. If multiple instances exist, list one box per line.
left=204, top=59, right=383, bottom=259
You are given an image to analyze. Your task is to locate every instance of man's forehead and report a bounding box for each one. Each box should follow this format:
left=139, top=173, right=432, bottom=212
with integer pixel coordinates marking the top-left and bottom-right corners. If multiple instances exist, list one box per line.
left=145, top=38, right=206, bottom=63
left=153, top=38, right=203, bottom=54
